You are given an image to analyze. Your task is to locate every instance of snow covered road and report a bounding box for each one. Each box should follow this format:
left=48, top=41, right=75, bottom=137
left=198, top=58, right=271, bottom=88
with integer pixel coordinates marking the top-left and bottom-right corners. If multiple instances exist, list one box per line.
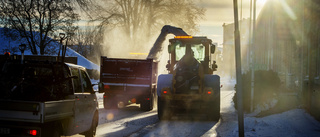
left=70, top=90, right=234, bottom=137
left=70, top=89, right=320, bottom=137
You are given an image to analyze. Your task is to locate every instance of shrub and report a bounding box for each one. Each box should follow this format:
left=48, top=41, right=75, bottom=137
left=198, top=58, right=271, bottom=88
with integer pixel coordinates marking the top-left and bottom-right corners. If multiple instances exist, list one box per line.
left=233, top=70, right=281, bottom=112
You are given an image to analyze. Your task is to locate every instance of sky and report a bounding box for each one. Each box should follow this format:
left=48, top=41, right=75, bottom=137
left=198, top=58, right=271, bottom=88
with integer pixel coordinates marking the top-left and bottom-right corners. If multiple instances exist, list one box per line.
left=197, top=0, right=267, bottom=45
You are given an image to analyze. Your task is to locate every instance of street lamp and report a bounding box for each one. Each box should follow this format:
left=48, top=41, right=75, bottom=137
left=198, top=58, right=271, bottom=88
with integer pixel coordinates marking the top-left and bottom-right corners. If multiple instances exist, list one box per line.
left=19, top=44, right=26, bottom=64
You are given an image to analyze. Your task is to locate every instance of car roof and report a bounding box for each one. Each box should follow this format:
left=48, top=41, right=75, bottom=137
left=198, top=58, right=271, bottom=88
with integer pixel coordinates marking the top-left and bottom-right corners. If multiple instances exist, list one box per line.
left=65, top=63, right=86, bottom=71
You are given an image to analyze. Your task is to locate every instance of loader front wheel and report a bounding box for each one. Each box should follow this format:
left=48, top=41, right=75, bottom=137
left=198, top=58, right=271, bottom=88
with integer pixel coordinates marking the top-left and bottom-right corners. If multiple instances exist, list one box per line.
left=207, top=98, right=220, bottom=121
left=157, top=97, right=171, bottom=120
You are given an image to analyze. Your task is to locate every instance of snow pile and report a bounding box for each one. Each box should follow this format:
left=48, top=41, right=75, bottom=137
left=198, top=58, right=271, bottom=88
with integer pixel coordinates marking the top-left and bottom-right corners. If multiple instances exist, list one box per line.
left=235, top=109, right=320, bottom=137
left=247, top=98, right=279, bottom=117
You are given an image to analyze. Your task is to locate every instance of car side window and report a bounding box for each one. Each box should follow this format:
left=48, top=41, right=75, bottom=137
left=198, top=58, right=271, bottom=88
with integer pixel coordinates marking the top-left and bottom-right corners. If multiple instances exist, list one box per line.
left=80, top=70, right=93, bottom=93
left=71, top=68, right=82, bottom=93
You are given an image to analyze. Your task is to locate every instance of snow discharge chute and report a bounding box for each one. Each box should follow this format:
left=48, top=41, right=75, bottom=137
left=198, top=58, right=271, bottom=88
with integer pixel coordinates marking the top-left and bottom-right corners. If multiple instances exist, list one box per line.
left=147, top=25, right=189, bottom=60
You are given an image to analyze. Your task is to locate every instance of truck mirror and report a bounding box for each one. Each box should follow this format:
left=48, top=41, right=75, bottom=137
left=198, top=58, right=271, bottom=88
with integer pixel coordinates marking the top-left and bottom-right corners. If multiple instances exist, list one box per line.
left=69, top=75, right=78, bottom=79
left=98, top=82, right=105, bottom=93
left=211, top=43, right=216, bottom=54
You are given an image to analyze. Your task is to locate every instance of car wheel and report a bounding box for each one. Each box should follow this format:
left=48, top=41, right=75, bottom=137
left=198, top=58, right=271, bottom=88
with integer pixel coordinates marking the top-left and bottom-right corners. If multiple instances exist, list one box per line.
left=52, top=129, right=61, bottom=137
left=85, top=113, right=98, bottom=137
left=43, top=123, right=61, bottom=137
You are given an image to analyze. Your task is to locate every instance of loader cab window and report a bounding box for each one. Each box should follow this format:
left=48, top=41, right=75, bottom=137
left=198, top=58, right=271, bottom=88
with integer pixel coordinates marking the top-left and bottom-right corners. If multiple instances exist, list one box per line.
left=175, top=43, right=205, bottom=62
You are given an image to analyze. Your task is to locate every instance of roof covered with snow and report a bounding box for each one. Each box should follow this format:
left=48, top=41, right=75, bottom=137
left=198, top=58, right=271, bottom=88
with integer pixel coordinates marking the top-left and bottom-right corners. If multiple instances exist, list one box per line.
left=0, top=28, right=99, bottom=71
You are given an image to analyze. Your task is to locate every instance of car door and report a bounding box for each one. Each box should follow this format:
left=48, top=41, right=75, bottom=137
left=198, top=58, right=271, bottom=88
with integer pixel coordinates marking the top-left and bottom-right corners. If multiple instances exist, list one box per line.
left=79, top=69, right=96, bottom=131
left=70, top=68, right=87, bottom=133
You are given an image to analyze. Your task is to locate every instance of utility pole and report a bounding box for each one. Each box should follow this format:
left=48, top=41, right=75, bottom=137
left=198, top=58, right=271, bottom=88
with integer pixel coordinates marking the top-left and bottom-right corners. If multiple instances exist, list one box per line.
left=233, top=0, right=244, bottom=137
left=250, top=0, right=257, bottom=113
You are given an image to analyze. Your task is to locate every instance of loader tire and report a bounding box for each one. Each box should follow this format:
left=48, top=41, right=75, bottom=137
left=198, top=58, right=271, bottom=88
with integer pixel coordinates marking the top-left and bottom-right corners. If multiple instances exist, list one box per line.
left=208, top=98, right=220, bottom=121
left=157, top=97, right=171, bottom=120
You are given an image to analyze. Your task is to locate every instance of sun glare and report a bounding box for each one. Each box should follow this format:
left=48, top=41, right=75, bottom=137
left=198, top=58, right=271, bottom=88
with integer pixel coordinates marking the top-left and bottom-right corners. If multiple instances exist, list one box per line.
left=257, top=0, right=268, bottom=7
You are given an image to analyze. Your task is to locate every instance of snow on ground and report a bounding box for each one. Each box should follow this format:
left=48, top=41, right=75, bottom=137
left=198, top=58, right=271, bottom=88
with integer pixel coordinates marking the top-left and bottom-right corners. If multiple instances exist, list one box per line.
left=69, top=80, right=320, bottom=137
left=240, top=109, right=320, bottom=137
left=215, top=78, right=320, bottom=137
left=126, top=90, right=320, bottom=137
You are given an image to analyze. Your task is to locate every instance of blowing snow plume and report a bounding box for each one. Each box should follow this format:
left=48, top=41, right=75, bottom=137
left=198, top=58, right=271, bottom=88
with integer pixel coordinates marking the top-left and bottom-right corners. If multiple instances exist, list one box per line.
left=147, top=25, right=188, bottom=60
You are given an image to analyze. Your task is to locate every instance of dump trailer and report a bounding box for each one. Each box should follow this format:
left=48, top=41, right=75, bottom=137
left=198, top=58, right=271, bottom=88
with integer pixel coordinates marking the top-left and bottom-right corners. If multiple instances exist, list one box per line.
left=157, top=36, right=220, bottom=121
left=0, top=57, right=99, bottom=137
left=100, top=56, right=158, bottom=111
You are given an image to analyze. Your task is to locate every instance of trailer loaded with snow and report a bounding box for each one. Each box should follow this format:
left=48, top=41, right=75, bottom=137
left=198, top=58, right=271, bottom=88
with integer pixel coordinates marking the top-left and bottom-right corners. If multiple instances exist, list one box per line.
left=99, top=56, right=158, bottom=111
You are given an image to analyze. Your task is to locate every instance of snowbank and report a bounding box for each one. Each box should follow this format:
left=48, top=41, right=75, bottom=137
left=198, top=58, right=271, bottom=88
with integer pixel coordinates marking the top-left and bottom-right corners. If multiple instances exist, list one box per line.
left=238, top=109, right=320, bottom=137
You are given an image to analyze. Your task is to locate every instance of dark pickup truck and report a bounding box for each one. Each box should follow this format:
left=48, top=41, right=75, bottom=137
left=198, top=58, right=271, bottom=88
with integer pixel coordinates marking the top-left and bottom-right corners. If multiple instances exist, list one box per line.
left=100, top=56, right=158, bottom=111
left=0, top=58, right=99, bottom=137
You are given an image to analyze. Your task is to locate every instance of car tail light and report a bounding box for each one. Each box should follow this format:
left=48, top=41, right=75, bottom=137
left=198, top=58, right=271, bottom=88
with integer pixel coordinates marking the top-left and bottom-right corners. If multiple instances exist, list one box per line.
left=163, top=91, right=168, bottom=94
left=28, top=129, right=37, bottom=136
left=207, top=91, right=212, bottom=94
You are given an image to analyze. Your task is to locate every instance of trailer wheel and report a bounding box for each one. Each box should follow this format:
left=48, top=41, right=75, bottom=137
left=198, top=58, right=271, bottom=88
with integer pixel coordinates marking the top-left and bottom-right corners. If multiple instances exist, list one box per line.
left=103, top=96, right=117, bottom=109
left=141, top=95, right=154, bottom=111
left=157, top=97, right=171, bottom=120
left=85, top=112, right=98, bottom=137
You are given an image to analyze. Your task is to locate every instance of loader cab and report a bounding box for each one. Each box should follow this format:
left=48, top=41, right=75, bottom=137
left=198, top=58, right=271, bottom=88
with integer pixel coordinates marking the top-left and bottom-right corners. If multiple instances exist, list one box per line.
left=167, top=36, right=216, bottom=74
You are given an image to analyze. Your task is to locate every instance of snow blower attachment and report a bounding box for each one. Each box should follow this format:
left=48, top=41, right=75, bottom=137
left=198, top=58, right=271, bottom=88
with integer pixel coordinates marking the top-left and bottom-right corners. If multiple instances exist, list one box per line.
left=157, top=35, right=220, bottom=121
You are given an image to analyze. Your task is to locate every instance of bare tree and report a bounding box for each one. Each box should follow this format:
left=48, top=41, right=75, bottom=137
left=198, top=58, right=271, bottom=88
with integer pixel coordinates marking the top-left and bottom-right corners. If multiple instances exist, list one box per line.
left=70, top=25, right=94, bottom=57
left=0, top=0, right=79, bottom=55
left=68, top=22, right=104, bottom=64
left=90, top=0, right=205, bottom=47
